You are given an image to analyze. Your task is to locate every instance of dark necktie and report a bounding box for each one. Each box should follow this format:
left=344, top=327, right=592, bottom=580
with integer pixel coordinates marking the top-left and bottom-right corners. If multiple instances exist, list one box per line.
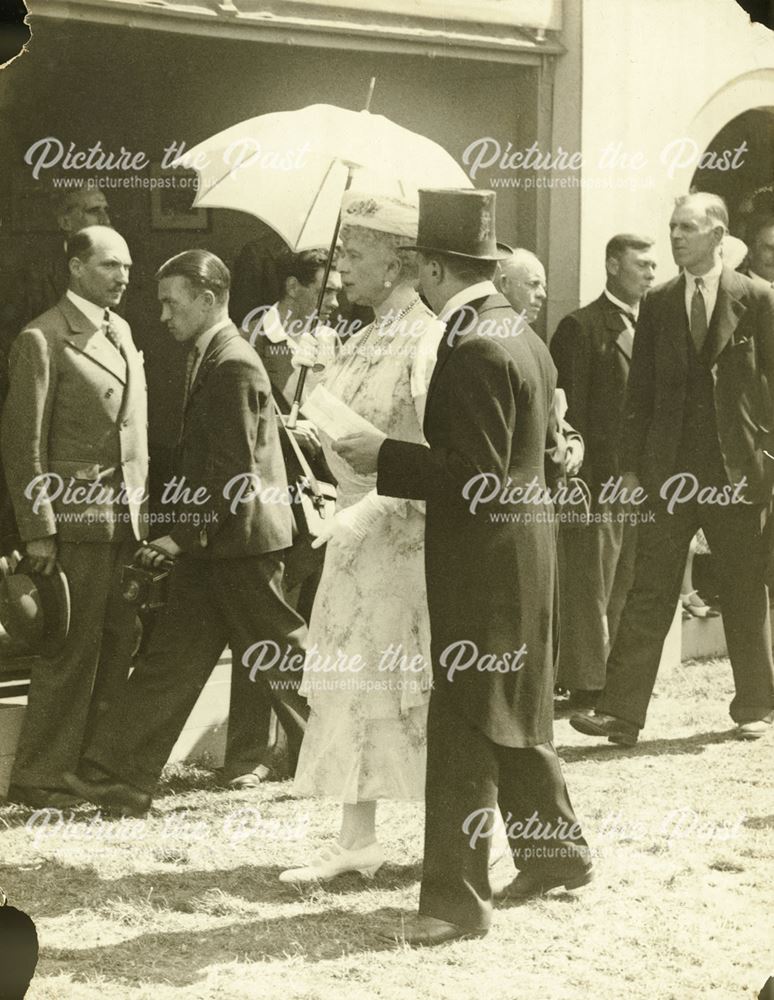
left=690, top=276, right=708, bottom=354
left=102, top=308, right=121, bottom=352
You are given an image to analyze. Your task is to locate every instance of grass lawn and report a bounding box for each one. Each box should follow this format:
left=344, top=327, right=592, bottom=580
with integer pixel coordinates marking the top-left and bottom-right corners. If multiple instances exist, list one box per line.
left=0, top=655, right=772, bottom=1000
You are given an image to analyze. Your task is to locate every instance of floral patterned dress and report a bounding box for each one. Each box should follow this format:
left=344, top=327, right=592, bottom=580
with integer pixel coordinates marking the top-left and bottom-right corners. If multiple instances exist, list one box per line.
left=293, top=297, right=443, bottom=803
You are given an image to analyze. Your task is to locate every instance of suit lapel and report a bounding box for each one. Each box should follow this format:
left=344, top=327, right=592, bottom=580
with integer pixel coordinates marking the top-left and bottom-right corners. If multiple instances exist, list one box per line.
left=663, top=275, right=688, bottom=370
left=58, top=297, right=127, bottom=384
left=183, top=324, right=239, bottom=416
left=599, top=295, right=635, bottom=361
left=706, top=268, right=747, bottom=365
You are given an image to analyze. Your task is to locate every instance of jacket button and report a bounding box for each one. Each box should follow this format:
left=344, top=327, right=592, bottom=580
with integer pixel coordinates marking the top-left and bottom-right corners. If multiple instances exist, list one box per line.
left=105, top=388, right=114, bottom=398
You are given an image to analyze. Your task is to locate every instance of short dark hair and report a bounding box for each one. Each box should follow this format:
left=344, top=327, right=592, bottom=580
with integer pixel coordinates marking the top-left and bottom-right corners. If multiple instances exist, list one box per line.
left=605, top=233, right=655, bottom=261
left=423, top=251, right=497, bottom=284
left=65, top=228, right=97, bottom=263
left=274, top=248, right=329, bottom=298
left=155, top=250, right=230, bottom=304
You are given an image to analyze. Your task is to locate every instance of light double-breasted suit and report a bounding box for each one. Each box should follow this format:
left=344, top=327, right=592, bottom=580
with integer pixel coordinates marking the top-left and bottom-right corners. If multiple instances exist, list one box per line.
left=1, top=294, right=148, bottom=791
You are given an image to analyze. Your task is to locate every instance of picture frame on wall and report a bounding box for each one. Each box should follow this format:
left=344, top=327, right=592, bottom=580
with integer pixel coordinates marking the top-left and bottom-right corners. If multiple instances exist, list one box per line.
left=149, top=162, right=209, bottom=231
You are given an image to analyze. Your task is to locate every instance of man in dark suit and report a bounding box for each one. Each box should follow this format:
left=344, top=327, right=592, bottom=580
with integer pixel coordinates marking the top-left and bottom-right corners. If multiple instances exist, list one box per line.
left=572, top=192, right=774, bottom=745
left=338, top=189, right=591, bottom=946
left=1, top=225, right=147, bottom=808
left=551, top=234, right=656, bottom=710
left=66, top=250, right=308, bottom=815
left=226, top=247, right=340, bottom=788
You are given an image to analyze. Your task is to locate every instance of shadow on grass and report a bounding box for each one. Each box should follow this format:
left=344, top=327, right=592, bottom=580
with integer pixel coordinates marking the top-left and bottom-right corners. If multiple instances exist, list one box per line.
left=43, top=904, right=417, bottom=986
left=556, top=727, right=738, bottom=763
left=0, top=857, right=421, bottom=920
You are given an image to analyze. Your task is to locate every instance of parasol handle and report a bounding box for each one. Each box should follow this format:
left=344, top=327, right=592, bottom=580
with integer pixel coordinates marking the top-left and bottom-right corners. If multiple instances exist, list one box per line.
left=287, top=78, right=376, bottom=429
left=287, top=164, right=355, bottom=428
left=364, top=76, right=376, bottom=112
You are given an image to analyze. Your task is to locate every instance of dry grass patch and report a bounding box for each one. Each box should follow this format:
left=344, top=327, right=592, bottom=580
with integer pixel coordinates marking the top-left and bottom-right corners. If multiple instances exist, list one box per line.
left=0, top=656, right=771, bottom=999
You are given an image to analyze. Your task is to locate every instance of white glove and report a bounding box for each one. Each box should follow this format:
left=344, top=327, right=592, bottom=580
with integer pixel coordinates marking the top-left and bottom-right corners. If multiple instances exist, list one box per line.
left=311, top=491, right=400, bottom=549
left=291, top=331, right=323, bottom=371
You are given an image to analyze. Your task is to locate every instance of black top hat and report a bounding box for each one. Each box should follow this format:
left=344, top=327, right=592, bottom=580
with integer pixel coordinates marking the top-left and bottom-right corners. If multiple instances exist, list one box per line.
left=402, top=189, right=512, bottom=261
left=0, top=557, right=70, bottom=659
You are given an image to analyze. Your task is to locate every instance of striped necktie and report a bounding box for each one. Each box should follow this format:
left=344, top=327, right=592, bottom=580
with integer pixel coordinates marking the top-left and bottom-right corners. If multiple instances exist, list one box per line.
left=102, top=308, right=121, bottom=351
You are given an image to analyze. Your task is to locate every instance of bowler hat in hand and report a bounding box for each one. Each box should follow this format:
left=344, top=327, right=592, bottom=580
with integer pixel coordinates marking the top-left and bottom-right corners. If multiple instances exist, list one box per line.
left=402, top=188, right=512, bottom=261
left=0, top=557, right=70, bottom=658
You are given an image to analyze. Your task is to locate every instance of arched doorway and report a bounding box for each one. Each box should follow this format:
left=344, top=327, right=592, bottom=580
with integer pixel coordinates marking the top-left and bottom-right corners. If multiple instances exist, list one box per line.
left=690, top=105, right=774, bottom=243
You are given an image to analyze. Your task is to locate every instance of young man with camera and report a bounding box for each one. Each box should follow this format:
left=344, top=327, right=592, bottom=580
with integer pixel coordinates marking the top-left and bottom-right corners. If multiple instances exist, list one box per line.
left=66, top=250, right=308, bottom=816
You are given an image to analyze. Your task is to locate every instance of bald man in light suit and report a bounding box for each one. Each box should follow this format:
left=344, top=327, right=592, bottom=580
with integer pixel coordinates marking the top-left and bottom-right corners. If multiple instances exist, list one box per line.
left=1, top=225, right=148, bottom=808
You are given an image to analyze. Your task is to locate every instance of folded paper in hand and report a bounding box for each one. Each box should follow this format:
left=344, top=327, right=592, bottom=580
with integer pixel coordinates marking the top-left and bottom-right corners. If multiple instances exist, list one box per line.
left=301, top=385, right=380, bottom=442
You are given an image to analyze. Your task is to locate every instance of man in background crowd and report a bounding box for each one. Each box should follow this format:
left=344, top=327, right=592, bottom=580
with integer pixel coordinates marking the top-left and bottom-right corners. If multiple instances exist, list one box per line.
left=742, top=215, right=774, bottom=286
left=497, top=247, right=547, bottom=337
left=233, top=247, right=340, bottom=786
left=246, top=246, right=341, bottom=409
left=550, top=234, right=656, bottom=713
left=2, top=186, right=112, bottom=357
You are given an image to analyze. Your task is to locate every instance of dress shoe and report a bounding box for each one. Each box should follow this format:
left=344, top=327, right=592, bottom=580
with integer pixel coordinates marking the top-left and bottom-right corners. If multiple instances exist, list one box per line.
left=570, top=711, right=639, bottom=745
left=680, top=590, right=719, bottom=619
left=735, top=711, right=774, bottom=741
left=62, top=771, right=151, bottom=818
left=379, top=914, right=488, bottom=947
left=279, top=840, right=384, bottom=884
left=495, top=862, right=593, bottom=901
left=225, top=764, right=273, bottom=789
left=5, top=784, right=83, bottom=809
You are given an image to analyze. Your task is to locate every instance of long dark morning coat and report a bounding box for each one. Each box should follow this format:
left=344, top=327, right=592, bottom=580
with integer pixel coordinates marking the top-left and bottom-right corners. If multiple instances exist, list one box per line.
left=377, top=292, right=557, bottom=747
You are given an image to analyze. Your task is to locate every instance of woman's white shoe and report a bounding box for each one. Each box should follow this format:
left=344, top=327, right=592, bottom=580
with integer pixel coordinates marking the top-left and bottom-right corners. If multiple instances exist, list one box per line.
left=279, top=841, right=385, bottom=884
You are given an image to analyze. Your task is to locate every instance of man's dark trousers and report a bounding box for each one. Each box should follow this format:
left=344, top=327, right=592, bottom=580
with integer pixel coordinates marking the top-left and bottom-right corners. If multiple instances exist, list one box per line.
left=83, top=552, right=308, bottom=792
left=420, top=687, right=590, bottom=932
left=599, top=498, right=774, bottom=728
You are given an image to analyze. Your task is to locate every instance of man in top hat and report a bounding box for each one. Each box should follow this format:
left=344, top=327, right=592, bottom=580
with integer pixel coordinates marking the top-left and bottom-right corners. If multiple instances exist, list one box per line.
left=337, top=188, right=591, bottom=946
left=1, top=224, right=147, bottom=808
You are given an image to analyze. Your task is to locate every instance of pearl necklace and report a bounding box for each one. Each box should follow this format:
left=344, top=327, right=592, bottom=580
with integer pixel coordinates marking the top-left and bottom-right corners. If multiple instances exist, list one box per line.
left=350, top=295, right=422, bottom=364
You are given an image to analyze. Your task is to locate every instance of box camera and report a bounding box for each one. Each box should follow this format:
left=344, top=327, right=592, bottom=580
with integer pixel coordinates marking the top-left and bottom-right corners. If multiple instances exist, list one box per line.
left=121, top=563, right=171, bottom=611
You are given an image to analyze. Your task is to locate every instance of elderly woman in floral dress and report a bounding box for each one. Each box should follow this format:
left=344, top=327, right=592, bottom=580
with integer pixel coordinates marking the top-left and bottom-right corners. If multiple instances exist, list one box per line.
left=279, top=192, right=443, bottom=883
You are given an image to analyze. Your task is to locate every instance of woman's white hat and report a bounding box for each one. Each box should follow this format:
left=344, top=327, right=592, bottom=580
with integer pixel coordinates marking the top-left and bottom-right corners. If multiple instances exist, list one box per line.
left=340, top=191, right=418, bottom=239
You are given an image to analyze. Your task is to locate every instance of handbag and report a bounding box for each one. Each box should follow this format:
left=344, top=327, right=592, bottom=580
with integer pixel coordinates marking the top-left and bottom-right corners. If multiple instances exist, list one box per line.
left=273, top=398, right=337, bottom=540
